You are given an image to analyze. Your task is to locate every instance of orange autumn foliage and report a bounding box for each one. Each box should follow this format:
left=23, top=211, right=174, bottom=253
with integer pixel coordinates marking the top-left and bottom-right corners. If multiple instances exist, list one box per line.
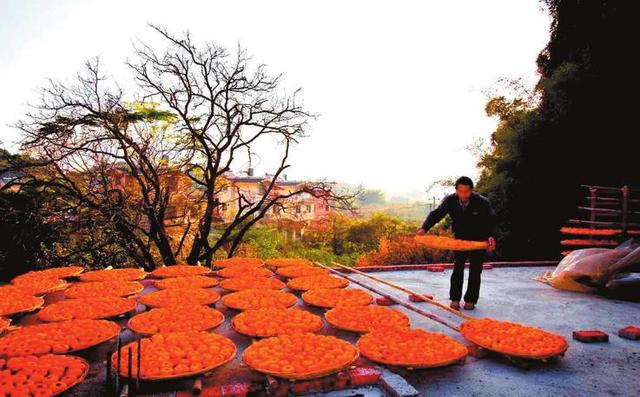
left=64, top=281, right=144, bottom=298
left=357, top=327, right=468, bottom=367
left=0, top=354, right=88, bottom=396
left=138, top=288, right=220, bottom=308
left=0, top=319, right=120, bottom=357
left=275, top=266, right=329, bottom=278
left=287, top=275, right=349, bottom=291
left=112, top=332, right=236, bottom=379
left=325, top=305, right=410, bottom=333
left=232, top=308, right=323, bottom=337
left=154, top=275, right=218, bottom=290
left=221, top=289, right=298, bottom=311
left=460, top=318, right=568, bottom=358
left=79, top=268, right=146, bottom=282
left=37, top=297, right=136, bottom=322
left=243, top=333, right=358, bottom=379
left=128, top=306, right=224, bottom=335
left=151, top=265, right=210, bottom=279
left=217, top=267, right=274, bottom=279
left=302, top=288, right=373, bottom=308
left=219, top=277, right=285, bottom=292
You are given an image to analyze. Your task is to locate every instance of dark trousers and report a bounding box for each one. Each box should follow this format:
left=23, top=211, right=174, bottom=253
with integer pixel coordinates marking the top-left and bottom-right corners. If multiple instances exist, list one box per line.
left=450, top=250, right=485, bottom=304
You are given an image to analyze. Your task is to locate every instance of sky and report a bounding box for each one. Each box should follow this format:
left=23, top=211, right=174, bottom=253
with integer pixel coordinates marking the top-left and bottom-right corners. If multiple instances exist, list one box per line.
left=0, top=0, right=551, bottom=199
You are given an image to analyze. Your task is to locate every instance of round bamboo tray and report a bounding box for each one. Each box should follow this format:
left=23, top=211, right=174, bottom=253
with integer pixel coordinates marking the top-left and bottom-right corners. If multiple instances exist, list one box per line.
left=286, top=276, right=349, bottom=291
left=325, top=307, right=410, bottom=334
left=150, top=265, right=211, bottom=279
left=64, top=281, right=145, bottom=299
left=0, top=297, right=45, bottom=318
left=244, top=348, right=359, bottom=380
left=356, top=336, right=467, bottom=368
left=137, top=288, right=220, bottom=308
left=220, top=290, right=298, bottom=311
left=54, top=356, right=90, bottom=396
left=79, top=268, right=147, bottom=282
left=301, top=289, right=373, bottom=308
left=461, top=332, right=568, bottom=359
left=127, top=308, right=225, bottom=336
left=37, top=298, right=137, bottom=322
left=112, top=341, right=237, bottom=381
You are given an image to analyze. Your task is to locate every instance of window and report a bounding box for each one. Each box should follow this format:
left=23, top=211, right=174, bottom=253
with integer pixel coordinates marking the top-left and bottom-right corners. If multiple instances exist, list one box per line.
left=295, top=205, right=301, bottom=213
left=306, top=205, right=312, bottom=213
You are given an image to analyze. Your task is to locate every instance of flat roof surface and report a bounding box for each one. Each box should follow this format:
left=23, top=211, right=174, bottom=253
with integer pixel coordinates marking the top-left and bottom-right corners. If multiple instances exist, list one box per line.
left=348, top=266, right=640, bottom=397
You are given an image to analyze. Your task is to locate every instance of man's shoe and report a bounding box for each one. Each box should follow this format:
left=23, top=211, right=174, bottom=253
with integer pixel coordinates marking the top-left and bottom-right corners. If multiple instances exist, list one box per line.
left=450, top=300, right=460, bottom=310
left=463, top=302, right=475, bottom=310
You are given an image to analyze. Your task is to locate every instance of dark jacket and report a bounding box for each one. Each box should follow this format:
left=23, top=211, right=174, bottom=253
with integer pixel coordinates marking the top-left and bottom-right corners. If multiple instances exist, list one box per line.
left=421, top=192, right=496, bottom=240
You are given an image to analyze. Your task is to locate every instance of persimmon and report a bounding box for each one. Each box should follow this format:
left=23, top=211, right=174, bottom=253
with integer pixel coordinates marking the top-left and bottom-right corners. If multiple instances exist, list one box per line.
left=0, top=286, right=44, bottom=316
left=414, top=235, right=488, bottom=251
left=217, top=266, right=274, bottom=278
left=220, top=277, right=285, bottom=292
left=151, top=265, right=210, bottom=278
left=460, top=318, right=568, bottom=358
left=79, top=268, right=146, bottom=282
left=112, top=331, right=236, bottom=379
left=128, top=306, right=224, bottom=335
left=560, top=239, right=618, bottom=246
left=232, top=308, right=323, bottom=337
left=357, top=327, right=468, bottom=367
left=302, top=288, right=373, bottom=308
left=325, top=306, right=410, bottom=333
left=265, top=258, right=313, bottom=268
left=0, top=354, right=88, bottom=396
left=213, top=257, right=264, bottom=268
left=560, top=227, right=621, bottom=236
left=64, top=281, right=144, bottom=298
left=138, top=288, right=220, bottom=307
left=275, top=266, right=329, bottom=278
left=154, top=275, right=218, bottom=290
left=287, top=275, right=349, bottom=291
left=37, top=297, right=136, bottom=322
left=221, top=289, right=298, bottom=310
left=0, top=319, right=120, bottom=357
left=243, top=333, right=358, bottom=379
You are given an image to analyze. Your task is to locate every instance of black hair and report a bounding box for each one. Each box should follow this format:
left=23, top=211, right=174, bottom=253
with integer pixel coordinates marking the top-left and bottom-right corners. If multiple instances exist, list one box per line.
left=455, top=176, right=474, bottom=188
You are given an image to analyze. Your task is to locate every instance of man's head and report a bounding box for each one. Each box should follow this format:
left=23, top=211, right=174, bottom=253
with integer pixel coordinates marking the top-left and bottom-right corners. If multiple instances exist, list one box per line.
left=455, top=176, right=474, bottom=202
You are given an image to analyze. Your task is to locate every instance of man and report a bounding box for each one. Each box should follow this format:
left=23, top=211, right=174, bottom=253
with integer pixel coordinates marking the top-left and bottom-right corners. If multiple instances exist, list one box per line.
left=417, top=176, right=496, bottom=310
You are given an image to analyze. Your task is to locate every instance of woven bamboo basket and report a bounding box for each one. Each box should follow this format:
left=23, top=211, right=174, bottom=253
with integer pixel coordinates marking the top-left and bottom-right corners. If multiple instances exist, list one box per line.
left=243, top=348, right=359, bottom=380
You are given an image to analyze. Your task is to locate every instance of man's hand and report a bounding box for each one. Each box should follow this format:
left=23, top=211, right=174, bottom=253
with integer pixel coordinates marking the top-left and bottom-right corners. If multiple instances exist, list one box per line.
left=416, top=228, right=426, bottom=235
left=487, top=236, right=496, bottom=252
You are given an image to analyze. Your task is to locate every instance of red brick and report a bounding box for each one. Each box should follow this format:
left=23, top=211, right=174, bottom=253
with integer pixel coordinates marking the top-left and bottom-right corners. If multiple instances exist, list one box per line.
left=408, top=293, right=434, bottom=302
left=618, top=326, right=640, bottom=340
left=346, top=367, right=381, bottom=385
left=200, top=387, right=223, bottom=397
left=375, top=296, right=397, bottom=306
left=572, top=330, right=609, bottom=342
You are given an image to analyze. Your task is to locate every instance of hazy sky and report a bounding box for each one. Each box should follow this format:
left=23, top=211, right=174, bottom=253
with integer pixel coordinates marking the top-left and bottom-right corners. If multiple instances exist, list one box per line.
left=0, top=0, right=550, bottom=198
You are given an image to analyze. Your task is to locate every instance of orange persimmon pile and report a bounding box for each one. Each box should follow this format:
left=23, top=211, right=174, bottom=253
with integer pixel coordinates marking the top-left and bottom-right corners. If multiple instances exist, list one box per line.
left=112, top=331, right=236, bottom=379
left=275, top=266, right=329, bottom=279
left=302, top=288, right=373, bottom=308
left=128, top=306, right=224, bottom=335
left=243, top=333, right=358, bottom=379
left=10, top=272, right=68, bottom=296
left=325, top=306, right=410, bottom=333
left=287, top=275, right=349, bottom=291
left=0, top=286, right=44, bottom=317
left=560, top=227, right=622, bottom=236
left=214, top=257, right=264, bottom=268
left=79, top=268, right=146, bottom=282
left=0, top=354, right=88, bottom=396
left=37, top=297, right=136, bottom=322
left=64, top=281, right=144, bottom=298
left=265, top=258, right=313, bottom=268
left=217, top=266, right=274, bottom=279
left=154, top=275, right=218, bottom=290
left=414, top=235, right=488, bottom=251
left=220, top=277, right=285, bottom=291
left=560, top=239, right=618, bottom=246
left=138, top=288, right=220, bottom=308
left=221, top=289, right=298, bottom=310
left=232, top=308, right=323, bottom=337
left=357, top=327, right=468, bottom=367
left=0, top=319, right=120, bottom=357
left=460, top=318, right=568, bottom=358
left=151, top=265, right=210, bottom=278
